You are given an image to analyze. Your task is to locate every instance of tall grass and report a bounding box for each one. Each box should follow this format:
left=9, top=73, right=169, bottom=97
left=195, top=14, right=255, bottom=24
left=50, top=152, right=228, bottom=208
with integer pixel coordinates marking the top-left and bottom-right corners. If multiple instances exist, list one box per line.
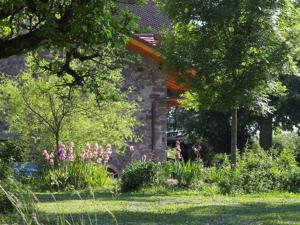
left=0, top=181, right=118, bottom=225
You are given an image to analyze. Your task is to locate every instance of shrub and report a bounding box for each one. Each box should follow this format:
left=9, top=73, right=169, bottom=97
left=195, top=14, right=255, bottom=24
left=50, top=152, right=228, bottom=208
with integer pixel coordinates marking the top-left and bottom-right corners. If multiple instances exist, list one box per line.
left=202, top=145, right=300, bottom=194
left=284, top=168, right=300, bottom=192
left=41, top=160, right=109, bottom=191
left=121, top=161, right=158, bottom=192
left=0, top=141, right=25, bottom=163
left=0, top=159, right=13, bottom=180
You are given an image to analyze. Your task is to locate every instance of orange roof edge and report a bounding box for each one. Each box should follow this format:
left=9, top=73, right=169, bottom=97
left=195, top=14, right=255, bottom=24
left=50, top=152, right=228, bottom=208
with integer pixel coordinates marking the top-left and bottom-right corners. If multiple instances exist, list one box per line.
left=127, top=37, right=191, bottom=91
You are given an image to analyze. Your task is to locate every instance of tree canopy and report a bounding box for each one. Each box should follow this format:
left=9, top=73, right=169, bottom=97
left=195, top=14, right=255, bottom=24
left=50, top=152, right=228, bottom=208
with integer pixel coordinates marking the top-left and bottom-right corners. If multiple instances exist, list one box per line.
left=0, top=56, right=139, bottom=156
left=159, top=0, right=299, bottom=165
left=0, top=0, right=143, bottom=96
left=160, top=0, right=298, bottom=112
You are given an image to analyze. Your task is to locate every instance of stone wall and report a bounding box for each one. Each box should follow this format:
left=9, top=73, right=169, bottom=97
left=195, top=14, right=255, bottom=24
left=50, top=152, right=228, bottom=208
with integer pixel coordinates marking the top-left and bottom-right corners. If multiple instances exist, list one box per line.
left=124, top=57, right=167, bottom=162
left=109, top=56, right=167, bottom=173
left=0, top=55, right=25, bottom=75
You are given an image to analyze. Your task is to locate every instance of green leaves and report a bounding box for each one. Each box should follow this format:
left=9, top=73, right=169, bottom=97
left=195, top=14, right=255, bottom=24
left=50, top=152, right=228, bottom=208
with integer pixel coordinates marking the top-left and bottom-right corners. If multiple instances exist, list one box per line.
left=0, top=54, right=139, bottom=156
left=160, top=0, right=298, bottom=113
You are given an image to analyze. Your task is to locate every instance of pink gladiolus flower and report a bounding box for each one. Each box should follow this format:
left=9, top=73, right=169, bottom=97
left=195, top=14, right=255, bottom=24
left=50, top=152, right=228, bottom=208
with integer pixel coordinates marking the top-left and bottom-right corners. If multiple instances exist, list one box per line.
left=99, top=146, right=104, bottom=155
left=49, top=153, right=54, bottom=165
left=176, top=151, right=182, bottom=160
left=58, top=143, right=66, bottom=161
left=175, top=140, right=182, bottom=160
left=103, top=153, right=109, bottom=163
left=93, top=143, right=99, bottom=158
left=68, top=142, right=75, bottom=162
left=141, top=154, right=147, bottom=161
left=42, top=150, right=50, bottom=161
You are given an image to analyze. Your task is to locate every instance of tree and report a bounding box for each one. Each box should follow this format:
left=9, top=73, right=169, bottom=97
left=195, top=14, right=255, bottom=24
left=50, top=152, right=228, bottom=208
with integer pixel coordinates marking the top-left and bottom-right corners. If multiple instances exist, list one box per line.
left=0, top=57, right=139, bottom=158
left=0, top=0, right=142, bottom=95
left=259, top=73, right=300, bottom=149
left=159, top=0, right=298, bottom=166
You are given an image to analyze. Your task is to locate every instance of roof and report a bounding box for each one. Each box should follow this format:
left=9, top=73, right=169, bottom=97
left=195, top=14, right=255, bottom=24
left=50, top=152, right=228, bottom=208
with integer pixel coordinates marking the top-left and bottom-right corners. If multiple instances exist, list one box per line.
left=118, top=0, right=170, bottom=34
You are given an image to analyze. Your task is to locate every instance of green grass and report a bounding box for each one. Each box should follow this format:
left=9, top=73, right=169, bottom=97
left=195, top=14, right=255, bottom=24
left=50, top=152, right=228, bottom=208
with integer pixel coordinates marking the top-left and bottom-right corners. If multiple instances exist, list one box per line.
left=5, top=190, right=298, bottom=225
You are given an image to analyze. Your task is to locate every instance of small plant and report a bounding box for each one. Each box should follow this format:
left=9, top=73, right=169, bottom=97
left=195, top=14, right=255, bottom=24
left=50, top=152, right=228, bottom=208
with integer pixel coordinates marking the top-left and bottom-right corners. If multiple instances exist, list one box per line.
left=121, top=161, right=158, bottom=192
left=41, top=160, right=109, bottom=191
left=171, top=160, right=198, bottom=187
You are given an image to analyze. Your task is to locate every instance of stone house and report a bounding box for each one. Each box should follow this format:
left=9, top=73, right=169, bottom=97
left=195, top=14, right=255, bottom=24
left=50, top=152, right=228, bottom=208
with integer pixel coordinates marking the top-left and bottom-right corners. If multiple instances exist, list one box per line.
left=0, top=1, right=186, bottom=173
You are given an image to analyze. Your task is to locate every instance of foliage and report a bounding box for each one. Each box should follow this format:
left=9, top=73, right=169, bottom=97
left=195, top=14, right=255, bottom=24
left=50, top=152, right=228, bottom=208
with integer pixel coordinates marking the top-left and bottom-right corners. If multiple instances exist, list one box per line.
left=160, top=0, right=299, bottom=164
left=0, top=178, right=29, bottom=215
left=0, top=158, right=13, bottom=180
left=160, top=0, right=298, bottom=112
left=157, top=141, right=300, bottom=194
left=41, top=160, right=109, bottom=191
left=167, top=160, right=198, bottom=187
left=274, top=75, right=300, bottom=131
left=121, top=161, right=158, bottom=192
left=0, top=63, right=139, bottom=158
left=0, top=180, right=14, bottom=214
left=167, top=108, right=256, bottom=154
left=0, top=0, right=142, bottom=98
left=0, top=141, right=25, bottom=163
left=273, top=131, right=300, bottom=163
left=203, top=144, right=300, bottom=194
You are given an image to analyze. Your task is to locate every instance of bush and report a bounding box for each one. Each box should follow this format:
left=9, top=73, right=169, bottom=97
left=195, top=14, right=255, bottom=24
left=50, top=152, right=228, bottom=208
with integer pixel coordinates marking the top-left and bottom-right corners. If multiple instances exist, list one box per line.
left=41, top=160, right=109, bottom=191
left=284, top=168, right=300, bottom=192
left=121, top=161, right=158, bottom=192
left=0, top=141, right=25, bottom=163
left=202, top=145, right=300, bottom=194
left=0, top=159, right=13, bottom=180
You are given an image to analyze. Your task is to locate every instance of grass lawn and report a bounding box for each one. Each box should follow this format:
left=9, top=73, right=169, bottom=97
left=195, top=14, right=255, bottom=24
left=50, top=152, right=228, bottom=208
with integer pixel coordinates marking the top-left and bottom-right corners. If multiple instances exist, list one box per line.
left=5, top=190, right=298, bottom=225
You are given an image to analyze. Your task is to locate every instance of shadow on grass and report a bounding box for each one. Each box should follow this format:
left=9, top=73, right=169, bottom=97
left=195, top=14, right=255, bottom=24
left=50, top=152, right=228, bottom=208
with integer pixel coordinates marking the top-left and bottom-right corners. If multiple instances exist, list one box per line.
left=37, top=201, right=300, bottom=225
left=35, top=191, right=169, bottom=203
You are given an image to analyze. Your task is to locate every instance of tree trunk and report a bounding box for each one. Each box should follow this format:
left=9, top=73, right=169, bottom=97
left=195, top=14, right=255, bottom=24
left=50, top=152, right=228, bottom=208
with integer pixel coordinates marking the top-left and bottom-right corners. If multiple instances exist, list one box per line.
left=259, top=115, right=273, bottom=150
left=231, top=108, right=237, bottom=168
left=55, top=132, right=59, bottom=155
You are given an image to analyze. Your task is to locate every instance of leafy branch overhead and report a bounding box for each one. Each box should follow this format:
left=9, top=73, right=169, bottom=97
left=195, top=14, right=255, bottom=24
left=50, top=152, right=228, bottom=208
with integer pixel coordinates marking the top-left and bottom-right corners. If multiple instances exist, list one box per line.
left=0, top=0, right=141, bottom=94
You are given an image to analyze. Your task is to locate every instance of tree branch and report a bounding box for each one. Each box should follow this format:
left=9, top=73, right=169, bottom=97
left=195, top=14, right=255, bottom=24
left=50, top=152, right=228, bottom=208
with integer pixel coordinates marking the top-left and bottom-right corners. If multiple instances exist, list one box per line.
left=0, top=28, right=45, bottom=59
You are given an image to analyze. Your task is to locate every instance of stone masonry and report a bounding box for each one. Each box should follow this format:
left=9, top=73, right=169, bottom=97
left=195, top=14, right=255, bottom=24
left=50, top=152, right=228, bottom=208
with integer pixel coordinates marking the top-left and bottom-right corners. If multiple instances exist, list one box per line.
left=123, top=56, right=167, bottom=163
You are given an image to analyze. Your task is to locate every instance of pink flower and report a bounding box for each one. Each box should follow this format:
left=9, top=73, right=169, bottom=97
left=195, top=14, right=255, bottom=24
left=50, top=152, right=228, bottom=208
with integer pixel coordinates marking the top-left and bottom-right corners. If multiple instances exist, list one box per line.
left=93, top=143, right=99, bottom=158
left=129, top=145, right=135, bottom=154
left=42, top=150, right=50, bottom=161
left=141, top=154, right=147, bottom=161
left=49, top=153, right=54, bottom=165
left=175, top=140, right=182, bottom=160
left=176, top=151, right=182, bottom=160
left=68, top=142, right=75, bottom=161
left=103, top=153, right=109, bottom=163
left=58, top=143, right=66, bottom=161
left=193, top=145, right=201, bottom=157
left=81, top=150, right=89, bottom=162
